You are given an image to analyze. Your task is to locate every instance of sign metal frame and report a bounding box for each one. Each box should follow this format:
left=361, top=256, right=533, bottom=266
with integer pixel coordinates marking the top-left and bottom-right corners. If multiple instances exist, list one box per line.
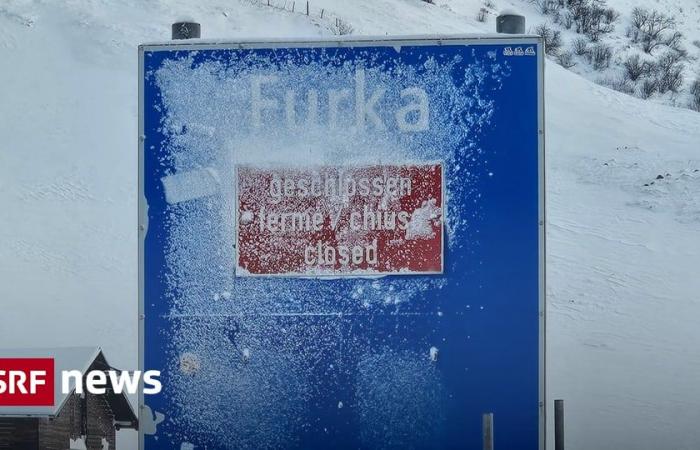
left=138, top=34, right=545, bottom=450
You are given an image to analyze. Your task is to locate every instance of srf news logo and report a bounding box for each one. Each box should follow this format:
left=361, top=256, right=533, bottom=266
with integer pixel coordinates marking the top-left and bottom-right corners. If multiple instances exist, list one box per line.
left=0, top=358, right=161, bottom=406
left=0, top=358, right=54, bottom=406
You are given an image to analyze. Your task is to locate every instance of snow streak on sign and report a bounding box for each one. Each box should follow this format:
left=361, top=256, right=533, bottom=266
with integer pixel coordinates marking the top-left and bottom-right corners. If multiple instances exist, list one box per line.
left=236, top=164, right=443, bottom=276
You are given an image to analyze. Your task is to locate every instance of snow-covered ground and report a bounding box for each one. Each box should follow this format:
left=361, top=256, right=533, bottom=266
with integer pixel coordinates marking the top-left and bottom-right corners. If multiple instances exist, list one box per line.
left=0, top=0, right=698, bottom=449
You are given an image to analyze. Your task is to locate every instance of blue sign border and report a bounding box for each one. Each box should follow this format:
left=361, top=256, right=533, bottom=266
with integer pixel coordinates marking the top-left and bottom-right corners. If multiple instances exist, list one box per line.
left=138, top=35, right=545, bottom=450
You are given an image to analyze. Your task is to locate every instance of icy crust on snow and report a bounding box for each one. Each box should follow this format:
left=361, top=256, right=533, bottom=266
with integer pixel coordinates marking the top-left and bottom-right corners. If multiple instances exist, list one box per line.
left=572, top=147, right=700, bottom=224
left=149, top=46, right=509, bottom=447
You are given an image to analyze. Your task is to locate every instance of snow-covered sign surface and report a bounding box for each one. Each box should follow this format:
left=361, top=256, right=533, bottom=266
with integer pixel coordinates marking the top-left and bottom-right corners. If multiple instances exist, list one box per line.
left=236, top=164, right=444, bottom=276
left=140, top=36, right=543, bottom=450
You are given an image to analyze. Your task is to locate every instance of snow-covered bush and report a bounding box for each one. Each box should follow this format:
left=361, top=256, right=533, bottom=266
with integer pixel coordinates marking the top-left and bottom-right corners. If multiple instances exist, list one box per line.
left=628, top=8, right=682, bottom=55
left=537, top=0, right=561, bottom=15
left=639, top=78, right=657, bottom=98
left=571, top=37, right=589, bottom=55
left=332, top=18, right=354, bottom=35
left=535, top=23, right=562, bottom=56
left=538, top=0, right=617, bottom=41
left=557, top=50, right=576, bottom=68
left=623, top=54, right=650, bottom=81
left=568, top=0, right=617, bottom=41
left=601, top=8, right=618, bottom=25
left=653, top=51, right=684, bottom=94
left=558, top=10, right=574, bottom=29
left=690, top=77, right=700, bottom=111
left=601, top=76, right=635, bottom=94
left=587, top=42, right=612, bottom=70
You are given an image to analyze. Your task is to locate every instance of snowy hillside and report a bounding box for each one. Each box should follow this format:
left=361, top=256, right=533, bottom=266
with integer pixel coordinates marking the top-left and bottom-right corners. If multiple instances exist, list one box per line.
left=305, top=0, right=700, bottom=110
left=0, top=0, right=699, bottom=449
left=440, top=0, right=700, bottom=110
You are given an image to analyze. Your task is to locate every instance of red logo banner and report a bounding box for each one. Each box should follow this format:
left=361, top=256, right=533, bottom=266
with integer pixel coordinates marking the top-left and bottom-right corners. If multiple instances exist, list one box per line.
left=0, top=358, right=54, bottom=406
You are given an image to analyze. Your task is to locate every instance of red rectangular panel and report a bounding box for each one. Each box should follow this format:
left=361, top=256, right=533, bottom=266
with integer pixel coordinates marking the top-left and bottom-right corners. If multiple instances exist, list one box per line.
left=236, top=164, right=443, bottom=276
left=0, top=358, right=55, bottom=406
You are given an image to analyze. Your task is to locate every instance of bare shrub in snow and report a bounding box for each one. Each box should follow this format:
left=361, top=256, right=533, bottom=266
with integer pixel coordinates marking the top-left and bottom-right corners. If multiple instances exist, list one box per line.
left=693, top=40, right=700, bottom=50
left=591, top=6, right=618, bottom=41
left=538, top=0, right=561, bottom=15
left=484, top=0, right=496, bottom=9
left=602, top=8, right=619, bottom=25
left=571, top=37, right=589, bottom=55
left=623, top=54, right=650, bottom=81
left=568, top=0, right=617, bottom=42
left=690, top=78, right=700, bottom=112
left=477, top=8, right=488, bottom=22
left=663, top=32, right=686, bottom=58
left=629, top=8, right=649, bottom=33
left=653, top=51, right=684, bottom=93
left=550, top=8, right=562, bottom=24
left=601, top=76, right=635, bottom=95
left=557, top=50, right=576, bottom=68
left=535, top=23, right=562, bottom=56
left=538, top=0, right=617, bottom=40
left=332, top=18, right=354, bottom=35
left=628, top=8, right=682, bottom=55
left=560, top=10, right=574, bottom=29
left=587, top=42, right=612, bottom=70
left=639, top=79, right=657, bottom=98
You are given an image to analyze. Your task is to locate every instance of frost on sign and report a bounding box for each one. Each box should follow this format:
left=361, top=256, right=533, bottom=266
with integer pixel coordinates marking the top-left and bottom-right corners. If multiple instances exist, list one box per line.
left=236, top=164, right=443, bottom=276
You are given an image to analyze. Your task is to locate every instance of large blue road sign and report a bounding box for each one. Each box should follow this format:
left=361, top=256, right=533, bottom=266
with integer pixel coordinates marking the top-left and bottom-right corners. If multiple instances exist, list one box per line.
left=139, top=36, right=544, bottom=449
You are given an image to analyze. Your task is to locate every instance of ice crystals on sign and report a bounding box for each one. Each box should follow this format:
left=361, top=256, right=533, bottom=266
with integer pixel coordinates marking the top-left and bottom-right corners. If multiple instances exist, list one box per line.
left=236, top=164, right=444, bottom=276
left=251, top=69, right=429, bottom=132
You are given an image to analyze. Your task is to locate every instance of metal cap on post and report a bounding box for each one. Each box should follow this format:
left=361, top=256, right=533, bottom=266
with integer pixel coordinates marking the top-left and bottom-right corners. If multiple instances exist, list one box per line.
left=496, top=12, right=525, bottom=34
left=172, top=21, right=201, bottom=40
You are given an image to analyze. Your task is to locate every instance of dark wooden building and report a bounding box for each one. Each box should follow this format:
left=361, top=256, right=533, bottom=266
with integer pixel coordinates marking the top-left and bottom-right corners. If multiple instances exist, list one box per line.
left=0, top=347, right=138, bottom=450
